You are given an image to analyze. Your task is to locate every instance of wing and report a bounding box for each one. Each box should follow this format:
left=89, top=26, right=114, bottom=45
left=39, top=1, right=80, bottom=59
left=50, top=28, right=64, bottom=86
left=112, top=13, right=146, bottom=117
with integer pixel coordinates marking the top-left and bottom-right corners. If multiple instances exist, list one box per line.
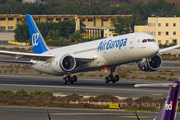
left=0, top=60, right=34, bottom=64
left=0, top=50, right=54, bottom=61
left=0, top=50, right=94, bottom=65
left=159, top=44, right=180, bottom=53
left=135, top=83, right=178, bottom=87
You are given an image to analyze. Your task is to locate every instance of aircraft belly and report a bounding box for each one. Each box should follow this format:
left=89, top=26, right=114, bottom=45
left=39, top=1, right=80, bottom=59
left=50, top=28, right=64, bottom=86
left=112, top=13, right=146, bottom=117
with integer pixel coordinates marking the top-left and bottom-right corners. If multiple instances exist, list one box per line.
left=30, top=62, right=60, bottom=75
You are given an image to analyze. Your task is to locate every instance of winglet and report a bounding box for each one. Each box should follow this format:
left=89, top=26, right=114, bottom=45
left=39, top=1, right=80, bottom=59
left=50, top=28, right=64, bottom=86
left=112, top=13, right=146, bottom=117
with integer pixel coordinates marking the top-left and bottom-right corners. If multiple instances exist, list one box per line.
left=26, top=14, right=49, bottom=54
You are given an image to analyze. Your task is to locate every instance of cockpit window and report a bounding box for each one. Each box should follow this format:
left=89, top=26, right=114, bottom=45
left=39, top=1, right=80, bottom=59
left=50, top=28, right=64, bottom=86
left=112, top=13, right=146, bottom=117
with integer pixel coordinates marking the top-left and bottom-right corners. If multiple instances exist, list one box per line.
left=142, top=39, right=147, bottom=43
left=147, top=39, right=155, bottom=42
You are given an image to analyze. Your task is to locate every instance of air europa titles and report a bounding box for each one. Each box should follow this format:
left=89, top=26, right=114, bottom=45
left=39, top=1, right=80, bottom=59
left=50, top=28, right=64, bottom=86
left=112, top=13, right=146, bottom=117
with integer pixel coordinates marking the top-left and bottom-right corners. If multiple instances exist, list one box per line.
left=97, top=38, right=127, bottom=51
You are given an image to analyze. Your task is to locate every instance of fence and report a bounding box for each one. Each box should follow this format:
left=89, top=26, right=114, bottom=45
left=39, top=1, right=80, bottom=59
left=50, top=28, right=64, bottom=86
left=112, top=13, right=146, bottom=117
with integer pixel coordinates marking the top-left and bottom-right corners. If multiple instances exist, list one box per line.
left=65, top=100, right=180, bottom=109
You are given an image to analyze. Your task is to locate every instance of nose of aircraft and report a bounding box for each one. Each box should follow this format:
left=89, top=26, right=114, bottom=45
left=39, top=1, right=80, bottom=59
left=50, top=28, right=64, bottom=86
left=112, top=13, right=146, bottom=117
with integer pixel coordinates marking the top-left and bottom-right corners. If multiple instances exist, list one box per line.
left=149, top=42, right=159, bottom=55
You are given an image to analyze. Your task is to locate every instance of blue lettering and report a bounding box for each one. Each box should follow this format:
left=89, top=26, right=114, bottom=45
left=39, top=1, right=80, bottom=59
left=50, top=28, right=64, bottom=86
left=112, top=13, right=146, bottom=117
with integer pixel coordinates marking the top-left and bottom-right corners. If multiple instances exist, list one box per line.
left=119, top=39, right=123, bottom=50
left=123, top=38, right=127, bottom=46
left=106, top=40, right=110, bottom=50
left=111, top=40, right=115, bottom=49
left=97, top=41, right=103, bottom=51
left=103, top=42, right=107, bottom=50
left=115, top=40, right=118, bottom=48
left=109, top=40, right=113, bottom=49
left=97, top=38, right=128, bottom=51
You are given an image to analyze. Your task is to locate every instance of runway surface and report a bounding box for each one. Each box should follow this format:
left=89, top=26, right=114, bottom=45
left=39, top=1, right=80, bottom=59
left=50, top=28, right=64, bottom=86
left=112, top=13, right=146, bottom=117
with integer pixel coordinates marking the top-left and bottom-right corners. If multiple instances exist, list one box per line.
left=0, top=74, right=170, bottom=99
left=0, top=106, right=179, bottom=120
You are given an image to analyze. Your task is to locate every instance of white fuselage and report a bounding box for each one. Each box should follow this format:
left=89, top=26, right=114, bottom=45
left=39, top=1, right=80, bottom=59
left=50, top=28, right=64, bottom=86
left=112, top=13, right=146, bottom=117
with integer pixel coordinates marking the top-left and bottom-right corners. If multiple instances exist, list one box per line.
left=29, top=33, right=159, bottom=75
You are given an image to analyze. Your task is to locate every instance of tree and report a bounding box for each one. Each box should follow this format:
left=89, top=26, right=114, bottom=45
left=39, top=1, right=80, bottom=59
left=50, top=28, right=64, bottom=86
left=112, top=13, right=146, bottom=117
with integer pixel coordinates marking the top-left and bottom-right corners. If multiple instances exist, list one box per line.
left=7, top=0, right=16, bottom=14
left=14, top=20, right=30, bottom=42
left=69, top=31, right=83, bottom=43
left=0, top=0, right=7, bottom=4
left=112, top=16, right=133, bottom=35
left=131, top=11, right=143, bottom=32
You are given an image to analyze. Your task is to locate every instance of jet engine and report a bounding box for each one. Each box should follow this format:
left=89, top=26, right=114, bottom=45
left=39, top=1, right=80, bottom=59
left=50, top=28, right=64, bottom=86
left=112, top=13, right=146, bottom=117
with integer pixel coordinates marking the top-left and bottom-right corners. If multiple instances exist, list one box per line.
left=138, top=54, right=162, bottom=72
left=51, top=54, right=76, bottom=73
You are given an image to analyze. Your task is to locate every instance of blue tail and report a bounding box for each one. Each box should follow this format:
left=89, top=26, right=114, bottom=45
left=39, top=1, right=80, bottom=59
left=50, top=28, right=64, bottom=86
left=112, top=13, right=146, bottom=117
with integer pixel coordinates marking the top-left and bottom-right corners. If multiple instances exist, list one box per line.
left=26, top=14, right=49, bottom=54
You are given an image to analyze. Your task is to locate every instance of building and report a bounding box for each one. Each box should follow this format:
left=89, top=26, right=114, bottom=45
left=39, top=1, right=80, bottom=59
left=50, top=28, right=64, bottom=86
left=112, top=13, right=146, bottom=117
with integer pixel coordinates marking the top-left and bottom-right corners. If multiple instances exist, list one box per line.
left=0, top=14, right=131, bottom=40
left=134, top=16, right=180, bottom=45
left=78, top=15, right=131, bottom=38
left=22, top=0, right=36, bottom=4
left=22, top=0, right=46, bottom=4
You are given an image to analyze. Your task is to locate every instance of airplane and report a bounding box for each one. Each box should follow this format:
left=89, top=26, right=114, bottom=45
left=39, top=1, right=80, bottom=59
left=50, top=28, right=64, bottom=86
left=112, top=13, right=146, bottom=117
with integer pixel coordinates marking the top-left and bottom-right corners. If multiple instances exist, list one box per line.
left=0, top=14, right=180, bottom=84
left=134, top=78, right=180, bottom=120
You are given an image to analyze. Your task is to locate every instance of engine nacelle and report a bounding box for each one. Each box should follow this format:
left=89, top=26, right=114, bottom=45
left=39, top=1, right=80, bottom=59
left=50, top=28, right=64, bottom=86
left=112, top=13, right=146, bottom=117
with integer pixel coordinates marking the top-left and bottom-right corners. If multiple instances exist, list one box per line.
left=138, top=54, right=162, bottom=72
left=51, top=54, right=76, bottom=73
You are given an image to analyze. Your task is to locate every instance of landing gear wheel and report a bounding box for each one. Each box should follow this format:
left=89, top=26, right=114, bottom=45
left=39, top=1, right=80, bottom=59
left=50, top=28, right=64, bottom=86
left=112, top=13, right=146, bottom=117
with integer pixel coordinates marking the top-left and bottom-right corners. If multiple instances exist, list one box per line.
left=70, top=79, right=74, bottom=84
left=63, top=77, right=67, bottom=84
left=108, top=75, right=113, bottom=81
left=112, top=78, right=116, bottom=83
left=115, top=75, right=119, bottom=81
left=72, top=75, right=77, bottom=82
left=66, top=76, right=71, bottom=82
left=105, top=77, right=109, bottom=83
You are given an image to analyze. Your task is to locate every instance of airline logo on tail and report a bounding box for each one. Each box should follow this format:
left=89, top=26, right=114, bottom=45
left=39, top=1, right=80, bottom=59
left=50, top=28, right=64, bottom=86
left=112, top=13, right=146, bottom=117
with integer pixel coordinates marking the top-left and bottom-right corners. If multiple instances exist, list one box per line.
left=164, top=101, right=174, bottom=110
left=32, top=33, right=39, bottom=47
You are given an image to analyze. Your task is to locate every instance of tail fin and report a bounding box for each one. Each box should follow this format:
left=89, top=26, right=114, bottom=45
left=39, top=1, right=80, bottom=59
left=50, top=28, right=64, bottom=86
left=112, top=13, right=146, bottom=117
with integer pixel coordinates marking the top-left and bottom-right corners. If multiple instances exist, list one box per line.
left=26, top=14, right=49, bottom=54
left=135, top=78, right=180, bottom=120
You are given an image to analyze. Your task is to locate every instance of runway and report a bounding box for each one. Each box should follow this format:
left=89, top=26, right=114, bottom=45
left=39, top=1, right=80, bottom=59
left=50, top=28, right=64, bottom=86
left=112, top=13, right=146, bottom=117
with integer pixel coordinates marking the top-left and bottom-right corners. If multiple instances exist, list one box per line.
left=0, top=74, right=169, bottom=99
left=0, top=106, right=179, bottom=120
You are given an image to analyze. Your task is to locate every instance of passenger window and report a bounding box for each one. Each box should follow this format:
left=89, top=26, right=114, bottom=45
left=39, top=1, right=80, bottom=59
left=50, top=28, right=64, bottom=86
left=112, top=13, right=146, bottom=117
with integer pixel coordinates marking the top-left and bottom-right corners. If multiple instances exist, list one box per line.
left=142, top=39, right=147, bottom=43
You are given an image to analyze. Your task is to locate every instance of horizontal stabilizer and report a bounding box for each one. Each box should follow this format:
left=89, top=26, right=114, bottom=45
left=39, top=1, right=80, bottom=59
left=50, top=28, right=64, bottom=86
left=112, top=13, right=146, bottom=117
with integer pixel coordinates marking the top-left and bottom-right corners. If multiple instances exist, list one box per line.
left=134, top=83, right=178, bottom=88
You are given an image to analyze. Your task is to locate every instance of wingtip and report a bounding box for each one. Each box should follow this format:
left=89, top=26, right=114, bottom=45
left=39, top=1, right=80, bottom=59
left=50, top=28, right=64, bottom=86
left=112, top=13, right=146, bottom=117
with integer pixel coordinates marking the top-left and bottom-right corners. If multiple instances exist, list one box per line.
left=134, top=84, right=139, bottom=87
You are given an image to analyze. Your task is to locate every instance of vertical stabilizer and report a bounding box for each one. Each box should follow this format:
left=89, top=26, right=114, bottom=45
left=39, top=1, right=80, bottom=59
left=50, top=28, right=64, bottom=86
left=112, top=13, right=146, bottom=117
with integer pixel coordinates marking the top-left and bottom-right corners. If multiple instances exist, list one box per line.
left=154, top=79, right=180, bottom=120
left=26, top=14, right=49, bottom=54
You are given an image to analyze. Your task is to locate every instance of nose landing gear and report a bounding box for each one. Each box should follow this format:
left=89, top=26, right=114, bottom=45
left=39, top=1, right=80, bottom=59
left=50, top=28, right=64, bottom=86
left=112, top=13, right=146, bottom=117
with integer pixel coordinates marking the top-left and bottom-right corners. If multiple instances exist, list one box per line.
left=105, top=67, right=119, bottom=84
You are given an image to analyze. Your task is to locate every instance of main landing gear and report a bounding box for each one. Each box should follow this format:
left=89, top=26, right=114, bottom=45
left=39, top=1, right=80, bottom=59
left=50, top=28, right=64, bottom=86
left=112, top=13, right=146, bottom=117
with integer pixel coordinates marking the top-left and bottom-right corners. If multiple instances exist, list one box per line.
left=62, top=75, right=77, bottom=84
left=105, top=67, right=119, bottom=84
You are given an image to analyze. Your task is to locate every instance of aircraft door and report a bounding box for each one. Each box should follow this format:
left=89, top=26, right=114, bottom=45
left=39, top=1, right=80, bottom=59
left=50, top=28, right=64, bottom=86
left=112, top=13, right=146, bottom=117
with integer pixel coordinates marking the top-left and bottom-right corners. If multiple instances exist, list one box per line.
left=129, top=37, right=135, bottom=49
left=127, top=37, right=140, bottom=60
